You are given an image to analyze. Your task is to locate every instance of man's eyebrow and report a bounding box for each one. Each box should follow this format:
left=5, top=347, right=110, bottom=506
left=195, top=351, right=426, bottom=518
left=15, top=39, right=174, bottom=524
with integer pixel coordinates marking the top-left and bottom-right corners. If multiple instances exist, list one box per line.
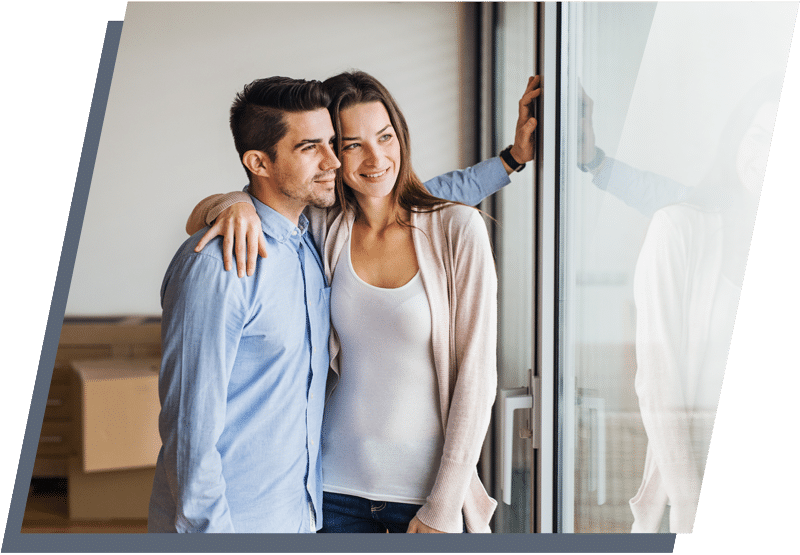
left=342, top=124, right=392, bottom=142
left=293, top=135, right=336, bottom=149
left=293, top=138, right=323, bottom=149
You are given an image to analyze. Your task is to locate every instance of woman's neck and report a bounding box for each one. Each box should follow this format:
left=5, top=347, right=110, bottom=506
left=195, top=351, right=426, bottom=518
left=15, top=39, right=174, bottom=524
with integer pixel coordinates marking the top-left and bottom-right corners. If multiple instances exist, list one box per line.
left=353, top=192, right=407, bottom=232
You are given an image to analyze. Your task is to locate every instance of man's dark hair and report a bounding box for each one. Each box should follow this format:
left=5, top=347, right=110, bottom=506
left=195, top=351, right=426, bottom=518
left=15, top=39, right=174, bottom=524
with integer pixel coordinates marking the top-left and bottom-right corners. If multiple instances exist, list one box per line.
left=230, top=77, right=330, bottom=180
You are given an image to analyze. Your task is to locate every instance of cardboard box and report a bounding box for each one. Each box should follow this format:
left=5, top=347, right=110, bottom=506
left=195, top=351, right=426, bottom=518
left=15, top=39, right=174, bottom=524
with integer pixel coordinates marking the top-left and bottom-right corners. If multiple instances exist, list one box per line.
left=67, top=358, right=161, bottom=520
left=70, top=358, right=161, bottom=472
left=67, top=457, right=155, bottom=520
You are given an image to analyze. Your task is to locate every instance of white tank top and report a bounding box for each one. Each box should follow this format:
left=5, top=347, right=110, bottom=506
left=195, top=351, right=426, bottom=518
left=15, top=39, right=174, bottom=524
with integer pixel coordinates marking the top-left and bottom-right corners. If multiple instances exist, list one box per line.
left=322, top=235, right=444, bottom=504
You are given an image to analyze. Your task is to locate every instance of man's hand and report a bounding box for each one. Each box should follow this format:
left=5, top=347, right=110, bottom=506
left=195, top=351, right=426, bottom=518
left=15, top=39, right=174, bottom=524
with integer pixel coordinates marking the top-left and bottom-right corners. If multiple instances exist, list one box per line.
left=406, top=515, right=445, bottom=534
left=194, top=202, right=267, bottom=277
left=505, top=75, right=542, bottom=173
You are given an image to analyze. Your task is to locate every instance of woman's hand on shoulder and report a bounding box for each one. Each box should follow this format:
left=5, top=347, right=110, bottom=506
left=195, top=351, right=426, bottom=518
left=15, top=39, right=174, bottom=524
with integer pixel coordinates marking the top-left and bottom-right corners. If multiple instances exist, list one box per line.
left=194, top=202, right=267, bottom=277
left=406, top=516, right=445, bottom=534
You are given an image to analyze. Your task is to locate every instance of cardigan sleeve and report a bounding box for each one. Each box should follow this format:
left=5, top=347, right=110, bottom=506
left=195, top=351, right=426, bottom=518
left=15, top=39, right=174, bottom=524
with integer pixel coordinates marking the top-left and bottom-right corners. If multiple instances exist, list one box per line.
left=185, top=190, right=254, bottom=235
left=415, top=207, right=498, bottom=533
left=632, top=209, right=703, bottom=533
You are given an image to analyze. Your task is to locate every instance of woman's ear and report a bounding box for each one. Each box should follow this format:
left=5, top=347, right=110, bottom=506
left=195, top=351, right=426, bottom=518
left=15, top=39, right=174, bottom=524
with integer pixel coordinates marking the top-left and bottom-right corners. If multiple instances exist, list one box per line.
left=242, top=150, right=272, bottom=178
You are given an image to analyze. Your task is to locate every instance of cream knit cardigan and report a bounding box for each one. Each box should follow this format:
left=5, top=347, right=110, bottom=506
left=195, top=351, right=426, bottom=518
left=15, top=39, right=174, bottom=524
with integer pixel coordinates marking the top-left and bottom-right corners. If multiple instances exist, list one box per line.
left=631, top=204, right=726, bottom=533
left=201, top=195, right=499, bottom=533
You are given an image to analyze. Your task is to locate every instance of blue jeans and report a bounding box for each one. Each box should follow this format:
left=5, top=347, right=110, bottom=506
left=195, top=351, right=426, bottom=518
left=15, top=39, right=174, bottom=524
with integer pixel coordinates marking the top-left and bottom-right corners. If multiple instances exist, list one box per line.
left=319, top=491, right=466, bottom=533
left=319, top=491, right=421, bottom=533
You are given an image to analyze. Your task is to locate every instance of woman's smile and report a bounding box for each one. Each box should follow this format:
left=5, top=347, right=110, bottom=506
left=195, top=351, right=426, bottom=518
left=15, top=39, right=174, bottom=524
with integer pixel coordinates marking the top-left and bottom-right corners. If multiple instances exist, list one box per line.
left=340, top=101, right=401, bottom=200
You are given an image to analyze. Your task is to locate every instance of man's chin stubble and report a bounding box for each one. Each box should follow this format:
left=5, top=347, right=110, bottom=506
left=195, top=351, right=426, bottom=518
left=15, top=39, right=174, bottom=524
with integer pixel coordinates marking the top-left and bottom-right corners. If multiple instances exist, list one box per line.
left=309, top=193, right=336, bottom=209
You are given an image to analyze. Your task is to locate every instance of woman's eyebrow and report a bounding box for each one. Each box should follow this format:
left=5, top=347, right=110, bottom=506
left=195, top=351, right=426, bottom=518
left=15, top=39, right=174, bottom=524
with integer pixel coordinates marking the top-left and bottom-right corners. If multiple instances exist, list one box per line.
left=342, top=124, right=392, bottom=142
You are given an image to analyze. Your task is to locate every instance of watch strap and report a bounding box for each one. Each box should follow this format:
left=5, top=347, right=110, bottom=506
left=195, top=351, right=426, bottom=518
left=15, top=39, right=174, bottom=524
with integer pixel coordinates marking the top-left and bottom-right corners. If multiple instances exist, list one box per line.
left=578, top=146, right=605, bottom=173
left=500, top=146, right=526, bottom=172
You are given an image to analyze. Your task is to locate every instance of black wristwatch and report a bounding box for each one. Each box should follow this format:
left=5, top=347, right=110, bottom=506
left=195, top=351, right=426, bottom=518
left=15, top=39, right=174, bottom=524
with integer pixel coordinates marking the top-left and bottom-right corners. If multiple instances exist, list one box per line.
left=578, top=146, right=605, bottom=173
left=499, top=145, right=526, bottom=172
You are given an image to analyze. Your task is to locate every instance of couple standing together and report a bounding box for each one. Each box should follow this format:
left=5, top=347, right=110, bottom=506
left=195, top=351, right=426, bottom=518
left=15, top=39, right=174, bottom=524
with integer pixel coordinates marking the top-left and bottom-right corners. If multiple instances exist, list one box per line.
left=148, top=70, right=541, bottom=533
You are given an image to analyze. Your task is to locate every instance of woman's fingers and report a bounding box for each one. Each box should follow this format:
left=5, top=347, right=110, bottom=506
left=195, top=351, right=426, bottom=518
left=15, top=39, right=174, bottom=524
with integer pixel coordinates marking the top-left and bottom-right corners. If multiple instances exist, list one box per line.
left=195, top=218, right=237, bottom=272
left=221, top=220, right=235, bottom=273
left=406, top=516, right=445, bottom=534
left=194, top=202, right=265, bottom=277
left=245, top=221, right=265, bottom=276
left=234, top=218, right=248, bottom=278
left=195, top=222, right=220, bottom=255
left=258, top=234, right=268, bottom=260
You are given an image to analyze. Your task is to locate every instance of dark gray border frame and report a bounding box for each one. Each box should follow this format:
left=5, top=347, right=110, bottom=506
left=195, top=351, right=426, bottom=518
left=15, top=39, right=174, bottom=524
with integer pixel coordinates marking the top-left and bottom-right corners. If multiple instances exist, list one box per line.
left=2, top=16, right=675, bottom=554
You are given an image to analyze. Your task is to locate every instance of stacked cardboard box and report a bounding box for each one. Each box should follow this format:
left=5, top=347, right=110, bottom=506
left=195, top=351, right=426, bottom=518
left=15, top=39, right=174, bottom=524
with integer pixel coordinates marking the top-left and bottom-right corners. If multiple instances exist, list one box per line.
left=69, top=358, right=161, bottom=520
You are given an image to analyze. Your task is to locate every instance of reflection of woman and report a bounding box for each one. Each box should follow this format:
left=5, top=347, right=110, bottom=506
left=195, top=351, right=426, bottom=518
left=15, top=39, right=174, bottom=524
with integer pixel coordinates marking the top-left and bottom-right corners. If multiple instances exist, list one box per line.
left=629, top=79, right=780, bottom=533
left=188, top=71, right=540, bottom=533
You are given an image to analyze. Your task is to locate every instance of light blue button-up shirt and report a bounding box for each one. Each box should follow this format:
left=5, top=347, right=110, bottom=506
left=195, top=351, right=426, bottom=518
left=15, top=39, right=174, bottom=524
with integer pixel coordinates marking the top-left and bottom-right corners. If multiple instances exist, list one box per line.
left=149, top=194, right=329, bottom=533
left=147, top=157, right=510, bottom=533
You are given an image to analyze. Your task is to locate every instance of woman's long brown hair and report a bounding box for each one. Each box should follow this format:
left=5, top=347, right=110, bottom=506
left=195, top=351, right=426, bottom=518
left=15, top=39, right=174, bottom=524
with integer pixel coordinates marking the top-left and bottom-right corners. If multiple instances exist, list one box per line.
left=322, top=71, right=455, bottom=225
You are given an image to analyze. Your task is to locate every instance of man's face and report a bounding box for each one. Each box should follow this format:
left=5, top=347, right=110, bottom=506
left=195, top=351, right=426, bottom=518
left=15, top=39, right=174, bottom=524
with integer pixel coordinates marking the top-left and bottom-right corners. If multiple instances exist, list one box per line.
left=258, top=108, right=340, bottom=214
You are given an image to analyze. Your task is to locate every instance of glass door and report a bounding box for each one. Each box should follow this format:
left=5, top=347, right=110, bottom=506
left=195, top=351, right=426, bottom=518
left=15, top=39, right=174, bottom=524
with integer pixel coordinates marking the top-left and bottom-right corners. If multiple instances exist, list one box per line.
left=492, top=1, right=797, bottom=535
left=557, top=2, right=659, bottom=532
left=490, top=0, right=537, bottom=534
left=554, top=1, right=796, bottom=534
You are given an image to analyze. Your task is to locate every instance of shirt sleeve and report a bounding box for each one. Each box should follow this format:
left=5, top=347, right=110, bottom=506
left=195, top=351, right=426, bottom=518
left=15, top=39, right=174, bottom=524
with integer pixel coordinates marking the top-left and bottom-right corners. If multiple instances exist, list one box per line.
left=592, top=157, right=693, bottom=217
left=415, top=208, right=498, bottom=533
left=158, top=248, right=249, bottom=532
left=423, top=158, right=511, bottom=206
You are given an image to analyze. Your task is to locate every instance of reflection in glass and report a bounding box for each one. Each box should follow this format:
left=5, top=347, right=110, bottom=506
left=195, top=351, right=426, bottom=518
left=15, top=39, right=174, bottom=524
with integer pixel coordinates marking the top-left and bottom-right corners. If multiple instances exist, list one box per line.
left=629, top=87, right=780, bottom=534
left=559, top=2, right=796, bottom=533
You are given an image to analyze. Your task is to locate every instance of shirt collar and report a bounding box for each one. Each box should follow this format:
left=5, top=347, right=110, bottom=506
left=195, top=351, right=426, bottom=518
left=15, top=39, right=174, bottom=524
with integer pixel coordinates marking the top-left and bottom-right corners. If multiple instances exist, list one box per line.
left=249, top=192, right=309, bottom=247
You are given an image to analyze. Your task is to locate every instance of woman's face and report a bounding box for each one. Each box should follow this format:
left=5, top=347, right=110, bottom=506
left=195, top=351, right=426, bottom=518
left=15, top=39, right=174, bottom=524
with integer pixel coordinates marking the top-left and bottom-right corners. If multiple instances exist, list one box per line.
left=736, top=101, right=779, bottom=195
left=338, top=101, right=401, bottom=202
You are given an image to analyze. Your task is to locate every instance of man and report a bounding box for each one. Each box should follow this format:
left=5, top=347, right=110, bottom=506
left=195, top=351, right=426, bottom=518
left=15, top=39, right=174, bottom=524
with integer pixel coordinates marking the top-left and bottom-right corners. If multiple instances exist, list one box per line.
left=148, top=77, right=339, bottom=533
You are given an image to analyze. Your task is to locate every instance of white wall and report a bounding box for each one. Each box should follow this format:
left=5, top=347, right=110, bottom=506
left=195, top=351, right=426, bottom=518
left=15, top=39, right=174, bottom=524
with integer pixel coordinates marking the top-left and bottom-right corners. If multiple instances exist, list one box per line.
left=66, top=2, right=477, bottom=315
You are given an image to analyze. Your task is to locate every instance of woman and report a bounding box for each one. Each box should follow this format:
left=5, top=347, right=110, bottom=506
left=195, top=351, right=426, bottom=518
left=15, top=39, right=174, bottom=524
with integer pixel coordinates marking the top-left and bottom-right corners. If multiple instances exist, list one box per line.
left=628, top=76, right=781, bottom=533
left=187, top=71, right=540, bottom=533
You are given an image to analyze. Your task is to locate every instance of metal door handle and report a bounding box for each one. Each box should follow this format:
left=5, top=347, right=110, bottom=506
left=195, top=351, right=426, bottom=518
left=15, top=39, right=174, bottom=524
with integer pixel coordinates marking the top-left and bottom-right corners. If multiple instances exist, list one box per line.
left=500, top=387, right=533, bottom=505
left=579, top=395, right=606, bottom=505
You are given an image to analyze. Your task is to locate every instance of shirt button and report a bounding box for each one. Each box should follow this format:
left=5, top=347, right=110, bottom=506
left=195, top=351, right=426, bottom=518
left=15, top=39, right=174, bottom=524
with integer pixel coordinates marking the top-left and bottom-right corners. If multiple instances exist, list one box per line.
left=292, top=229, right=298, bottom=236
left=310, top=392, right=314, bottom=400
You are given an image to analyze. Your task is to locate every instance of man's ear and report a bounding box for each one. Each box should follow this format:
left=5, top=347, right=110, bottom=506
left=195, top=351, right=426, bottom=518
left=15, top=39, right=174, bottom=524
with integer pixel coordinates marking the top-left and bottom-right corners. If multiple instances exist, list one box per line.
left=242, top=150, right=272, bottom=178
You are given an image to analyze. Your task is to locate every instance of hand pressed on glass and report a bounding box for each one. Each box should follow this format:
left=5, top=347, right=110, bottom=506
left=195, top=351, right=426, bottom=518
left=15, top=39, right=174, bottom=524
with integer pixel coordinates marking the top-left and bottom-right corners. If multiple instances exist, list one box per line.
left=501, top=75, right=541, bottom=174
